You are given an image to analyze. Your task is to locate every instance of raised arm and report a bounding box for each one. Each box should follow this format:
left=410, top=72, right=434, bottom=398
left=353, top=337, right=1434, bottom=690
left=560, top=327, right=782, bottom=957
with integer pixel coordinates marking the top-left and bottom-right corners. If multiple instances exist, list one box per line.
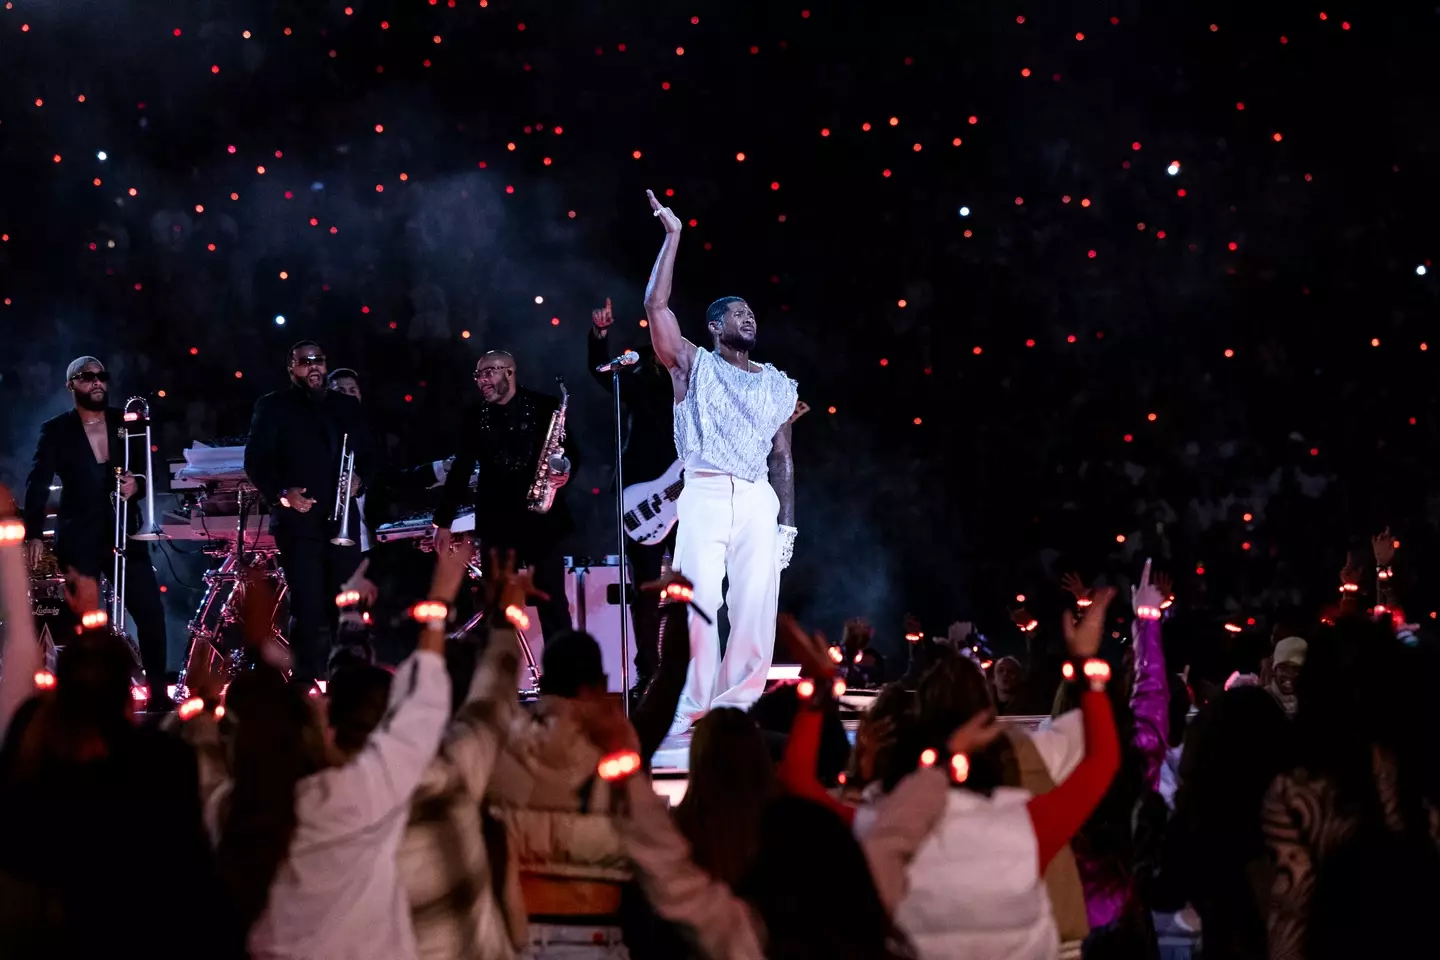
left=1128, top=561, right=1170, bottom=791
left=643, top=189, right=696, bottom=389
left=0, top=485, right=43, bottom=740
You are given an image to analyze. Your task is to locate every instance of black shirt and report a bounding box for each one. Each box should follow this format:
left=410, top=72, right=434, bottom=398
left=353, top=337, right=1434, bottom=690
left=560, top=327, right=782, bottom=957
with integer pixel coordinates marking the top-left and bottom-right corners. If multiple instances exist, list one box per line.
left=588, top=330, right=678, bottom=484
left=244, top=383, right=373, bottom=539
left=435, top=386, right=574, bottom=557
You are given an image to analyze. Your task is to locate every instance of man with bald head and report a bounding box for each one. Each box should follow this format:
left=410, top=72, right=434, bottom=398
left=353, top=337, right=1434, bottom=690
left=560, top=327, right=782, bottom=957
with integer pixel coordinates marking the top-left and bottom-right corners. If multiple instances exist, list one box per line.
left=23, top=356, right=172, bottom=705
left=434, top=350, right=575, bottom=642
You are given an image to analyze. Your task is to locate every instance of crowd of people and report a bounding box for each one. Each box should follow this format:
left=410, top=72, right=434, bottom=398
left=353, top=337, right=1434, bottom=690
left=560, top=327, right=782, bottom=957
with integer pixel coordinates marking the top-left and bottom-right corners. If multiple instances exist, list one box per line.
left=2, top=474, right=1438, bottom=960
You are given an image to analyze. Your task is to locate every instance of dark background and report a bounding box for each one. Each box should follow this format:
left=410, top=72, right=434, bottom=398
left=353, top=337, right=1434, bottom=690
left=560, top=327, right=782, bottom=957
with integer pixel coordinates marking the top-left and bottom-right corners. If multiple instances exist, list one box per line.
left=2, top=1, right=1437, bottom=670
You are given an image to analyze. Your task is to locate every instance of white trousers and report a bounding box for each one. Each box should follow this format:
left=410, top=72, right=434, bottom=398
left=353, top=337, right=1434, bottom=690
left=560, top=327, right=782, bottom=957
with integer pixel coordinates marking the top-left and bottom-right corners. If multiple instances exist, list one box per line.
left=670, top=472, right=781, bottom=732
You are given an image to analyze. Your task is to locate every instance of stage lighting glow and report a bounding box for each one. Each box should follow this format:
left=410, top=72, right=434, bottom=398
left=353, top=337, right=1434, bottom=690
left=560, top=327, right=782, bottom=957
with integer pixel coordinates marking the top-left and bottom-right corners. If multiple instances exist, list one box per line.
left=1167, top=161, right=1181, bottom=176
left=959, top=206, right=970, bottom=216
left=97, top=151, right=107, bottom=161
left=274, top=315, right=286, bottom=325
left=1418, top=265, right=1428, bottom=276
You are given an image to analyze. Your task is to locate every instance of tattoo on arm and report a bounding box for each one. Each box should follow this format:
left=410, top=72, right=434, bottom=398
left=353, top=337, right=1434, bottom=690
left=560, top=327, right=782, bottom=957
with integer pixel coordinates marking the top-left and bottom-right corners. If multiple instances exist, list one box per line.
left=769, top=421, right=795, bottom=527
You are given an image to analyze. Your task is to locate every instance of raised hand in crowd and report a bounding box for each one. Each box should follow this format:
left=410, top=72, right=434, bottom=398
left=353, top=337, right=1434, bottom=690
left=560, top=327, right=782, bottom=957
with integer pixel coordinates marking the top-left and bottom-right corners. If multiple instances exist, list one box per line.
left=0, top=483, right=43, bottom=739
left=946, top=708, right=1005, bottom=759
left=777, top=613, right=838, bottom=681
left=61, top=566, right=103, bottom=619
left=1372, top=525, right=1397, bottom=568
left=1152, top=569, right=1175, bottom=609
left=1131, top=558, right=1165, bottom=618
left=1062, top=584, right=1116, bottom=659
left=339, top=556, right=379, bottom=609
left=1060, top=570, right=1092, bottom=605
left=481, top=546, right=549, bottom=615
left=843, top=616, right=875, bottom=660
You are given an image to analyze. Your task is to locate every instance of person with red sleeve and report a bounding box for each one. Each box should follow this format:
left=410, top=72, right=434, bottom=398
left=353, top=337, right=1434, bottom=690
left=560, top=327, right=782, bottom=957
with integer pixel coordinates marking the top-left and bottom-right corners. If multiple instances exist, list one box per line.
left=775, top=591, right=1121, bottom=960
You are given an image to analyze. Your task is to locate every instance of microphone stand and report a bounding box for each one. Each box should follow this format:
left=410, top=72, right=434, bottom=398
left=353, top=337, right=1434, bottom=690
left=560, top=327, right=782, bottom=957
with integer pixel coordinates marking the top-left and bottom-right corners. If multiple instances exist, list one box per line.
left=611, top=367, right=632, bottom=716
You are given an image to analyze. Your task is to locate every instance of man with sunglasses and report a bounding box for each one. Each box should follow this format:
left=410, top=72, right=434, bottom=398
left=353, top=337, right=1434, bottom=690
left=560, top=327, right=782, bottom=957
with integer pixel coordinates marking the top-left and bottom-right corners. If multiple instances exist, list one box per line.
left=22, top=356, right=172, bottom=705
left=245, top=341, right=373, bottom=689
left=432, top=351, right=574, bottom=642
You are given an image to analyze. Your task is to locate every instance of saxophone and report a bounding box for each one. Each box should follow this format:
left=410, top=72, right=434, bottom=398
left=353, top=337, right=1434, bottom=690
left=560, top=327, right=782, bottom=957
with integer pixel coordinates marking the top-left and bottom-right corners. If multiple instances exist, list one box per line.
left=526, top=378, right=570, bottom=514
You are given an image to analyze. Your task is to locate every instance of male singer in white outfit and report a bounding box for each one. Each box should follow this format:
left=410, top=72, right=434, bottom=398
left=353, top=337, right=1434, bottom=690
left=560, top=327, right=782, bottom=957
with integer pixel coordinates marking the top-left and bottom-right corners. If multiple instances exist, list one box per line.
left=642, top=189, right=799, bottom=734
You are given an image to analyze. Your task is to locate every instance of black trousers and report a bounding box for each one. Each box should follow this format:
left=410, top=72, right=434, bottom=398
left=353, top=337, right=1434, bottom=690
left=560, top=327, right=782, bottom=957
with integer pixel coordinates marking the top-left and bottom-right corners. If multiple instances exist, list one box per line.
left=480, top=537, right=571, bottom=645
left=60, top=538, right=169, bottom=700
left=625, top=529, right=675, bottom=686
left=274, top=528, right=360, bottom=684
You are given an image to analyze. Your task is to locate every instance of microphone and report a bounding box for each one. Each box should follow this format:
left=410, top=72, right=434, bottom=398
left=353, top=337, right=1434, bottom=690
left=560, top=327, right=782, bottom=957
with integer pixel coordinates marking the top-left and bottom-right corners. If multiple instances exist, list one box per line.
left=595, top=349, right=640, bottom=373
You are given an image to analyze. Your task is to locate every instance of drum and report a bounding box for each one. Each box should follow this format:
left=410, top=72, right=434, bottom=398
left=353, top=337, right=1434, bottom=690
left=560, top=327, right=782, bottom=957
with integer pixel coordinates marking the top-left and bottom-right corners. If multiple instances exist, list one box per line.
left=29, top=575, right=71, bottom=671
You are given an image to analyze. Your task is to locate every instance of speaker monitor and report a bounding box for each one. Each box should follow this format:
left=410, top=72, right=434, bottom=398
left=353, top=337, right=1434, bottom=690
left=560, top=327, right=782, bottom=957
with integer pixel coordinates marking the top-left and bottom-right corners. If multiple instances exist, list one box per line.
left=564, top=556, right=636, bottom=694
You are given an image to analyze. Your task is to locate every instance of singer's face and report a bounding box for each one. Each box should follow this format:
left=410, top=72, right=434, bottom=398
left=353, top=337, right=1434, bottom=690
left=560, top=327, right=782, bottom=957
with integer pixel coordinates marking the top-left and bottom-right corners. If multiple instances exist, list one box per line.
left=711, top=300, right=757, bottom=351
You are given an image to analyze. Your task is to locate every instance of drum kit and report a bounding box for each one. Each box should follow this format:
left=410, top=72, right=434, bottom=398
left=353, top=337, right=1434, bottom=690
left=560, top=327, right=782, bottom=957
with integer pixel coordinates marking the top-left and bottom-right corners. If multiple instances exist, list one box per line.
left=376, top=508, right=543, bottom=696
left=17, top=424, right=543, bottom=699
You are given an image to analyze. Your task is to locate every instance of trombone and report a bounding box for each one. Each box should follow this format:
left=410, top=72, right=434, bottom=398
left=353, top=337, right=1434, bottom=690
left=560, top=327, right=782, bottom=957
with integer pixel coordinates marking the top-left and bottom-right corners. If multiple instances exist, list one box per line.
left=112, top=397, right=168, bottom=631
left=330, top=433, right=356, bottom=546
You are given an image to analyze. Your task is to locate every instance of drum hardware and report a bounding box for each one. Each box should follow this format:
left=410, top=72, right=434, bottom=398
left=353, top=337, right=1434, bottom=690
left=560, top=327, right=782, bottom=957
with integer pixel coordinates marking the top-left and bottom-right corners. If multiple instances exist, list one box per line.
left=449, top=562, right=542, bottom=698
left=174, top=481, right=288, bottom=700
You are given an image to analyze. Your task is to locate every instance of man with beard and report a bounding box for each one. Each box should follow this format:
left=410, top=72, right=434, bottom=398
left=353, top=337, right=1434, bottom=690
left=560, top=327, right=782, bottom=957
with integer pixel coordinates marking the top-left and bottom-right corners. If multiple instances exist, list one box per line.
left=245, top=341, right=372, bottom=689
left=432, top=350, right=575, bottom=643
left=641, top=189, right=798, bottom=733
left=23, top=356, right=173, bottom=705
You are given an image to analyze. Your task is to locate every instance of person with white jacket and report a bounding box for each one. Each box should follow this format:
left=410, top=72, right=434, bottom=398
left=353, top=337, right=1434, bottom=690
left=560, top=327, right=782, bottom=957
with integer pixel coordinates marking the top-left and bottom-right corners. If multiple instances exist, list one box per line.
left=211, top=539, right=476, bottom=959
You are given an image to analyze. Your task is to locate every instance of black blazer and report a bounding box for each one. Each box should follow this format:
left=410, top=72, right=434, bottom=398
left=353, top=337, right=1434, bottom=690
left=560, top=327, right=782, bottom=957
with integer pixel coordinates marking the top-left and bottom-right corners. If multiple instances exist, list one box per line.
left=244, top=383, right=373, bottom=540
left=23, top=408, right=140, bottom=567
left=434, top=386, right=574, bottom=556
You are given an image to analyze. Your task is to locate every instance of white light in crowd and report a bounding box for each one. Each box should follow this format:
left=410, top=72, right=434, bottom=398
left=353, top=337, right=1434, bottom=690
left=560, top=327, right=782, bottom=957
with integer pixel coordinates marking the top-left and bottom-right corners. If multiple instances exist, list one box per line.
left=97, top=151, right=108, bottom=161
left=274, top=314, right=286, bottom=325
left=534, top=295, right=544, bottom=304
left=1166, top=161, right=1181, bottom=176
left=959, top=206, right=971, bottom=217
left=1418, top=265, right=1428, bottom=276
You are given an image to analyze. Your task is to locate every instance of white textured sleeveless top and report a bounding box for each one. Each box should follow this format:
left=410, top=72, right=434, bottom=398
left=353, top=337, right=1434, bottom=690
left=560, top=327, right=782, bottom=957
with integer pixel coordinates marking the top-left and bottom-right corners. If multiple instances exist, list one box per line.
left=674, top=347, right=797, bottom=483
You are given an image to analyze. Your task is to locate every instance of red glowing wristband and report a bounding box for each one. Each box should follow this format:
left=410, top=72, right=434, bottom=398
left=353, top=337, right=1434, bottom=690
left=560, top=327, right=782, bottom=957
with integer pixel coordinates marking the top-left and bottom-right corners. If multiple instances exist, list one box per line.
left=504, top=604, right=530, bottom=630
left=918, top=746, right=972, bottom=783
left=662, top=582, right=694, bottom=603
left=0, top=519, right=25, bottom=545
left=411, top=600, right=449, bottom=627
left=1377, top=565, right=1394, bottom=581
left=80, top=609, right=109, bottom=631
left=796, top=676, right=846, bottom=704
left=1017, top=619, right=1039, bottom=633
left=1339, top=582, right=1360, bottom=594
left=597, top=750, right=642, bottom=781
left=1062, top=658, right=1111, bottom=691
left=1135, top=605, right=1162, bottom=621
left=335, top=589, right=362, bottom=608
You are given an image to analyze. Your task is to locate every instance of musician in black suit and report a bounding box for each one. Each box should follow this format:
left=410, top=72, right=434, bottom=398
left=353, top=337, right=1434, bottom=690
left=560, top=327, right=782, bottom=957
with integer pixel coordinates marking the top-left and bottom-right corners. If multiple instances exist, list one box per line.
left=244, top=341, right=373, bottom=687
left=433, top=350, right=574, bottom=643
left=588, top=298, right=679, bottom=693
left=23, top=356, right=171, bottom=704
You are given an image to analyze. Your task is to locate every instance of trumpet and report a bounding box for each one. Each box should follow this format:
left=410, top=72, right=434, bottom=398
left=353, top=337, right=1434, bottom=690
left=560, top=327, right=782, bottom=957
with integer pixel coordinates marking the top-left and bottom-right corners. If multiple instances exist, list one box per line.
left=330, top=433, right=357, bottom=546
left=112, top=397, right=168, bottom=631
